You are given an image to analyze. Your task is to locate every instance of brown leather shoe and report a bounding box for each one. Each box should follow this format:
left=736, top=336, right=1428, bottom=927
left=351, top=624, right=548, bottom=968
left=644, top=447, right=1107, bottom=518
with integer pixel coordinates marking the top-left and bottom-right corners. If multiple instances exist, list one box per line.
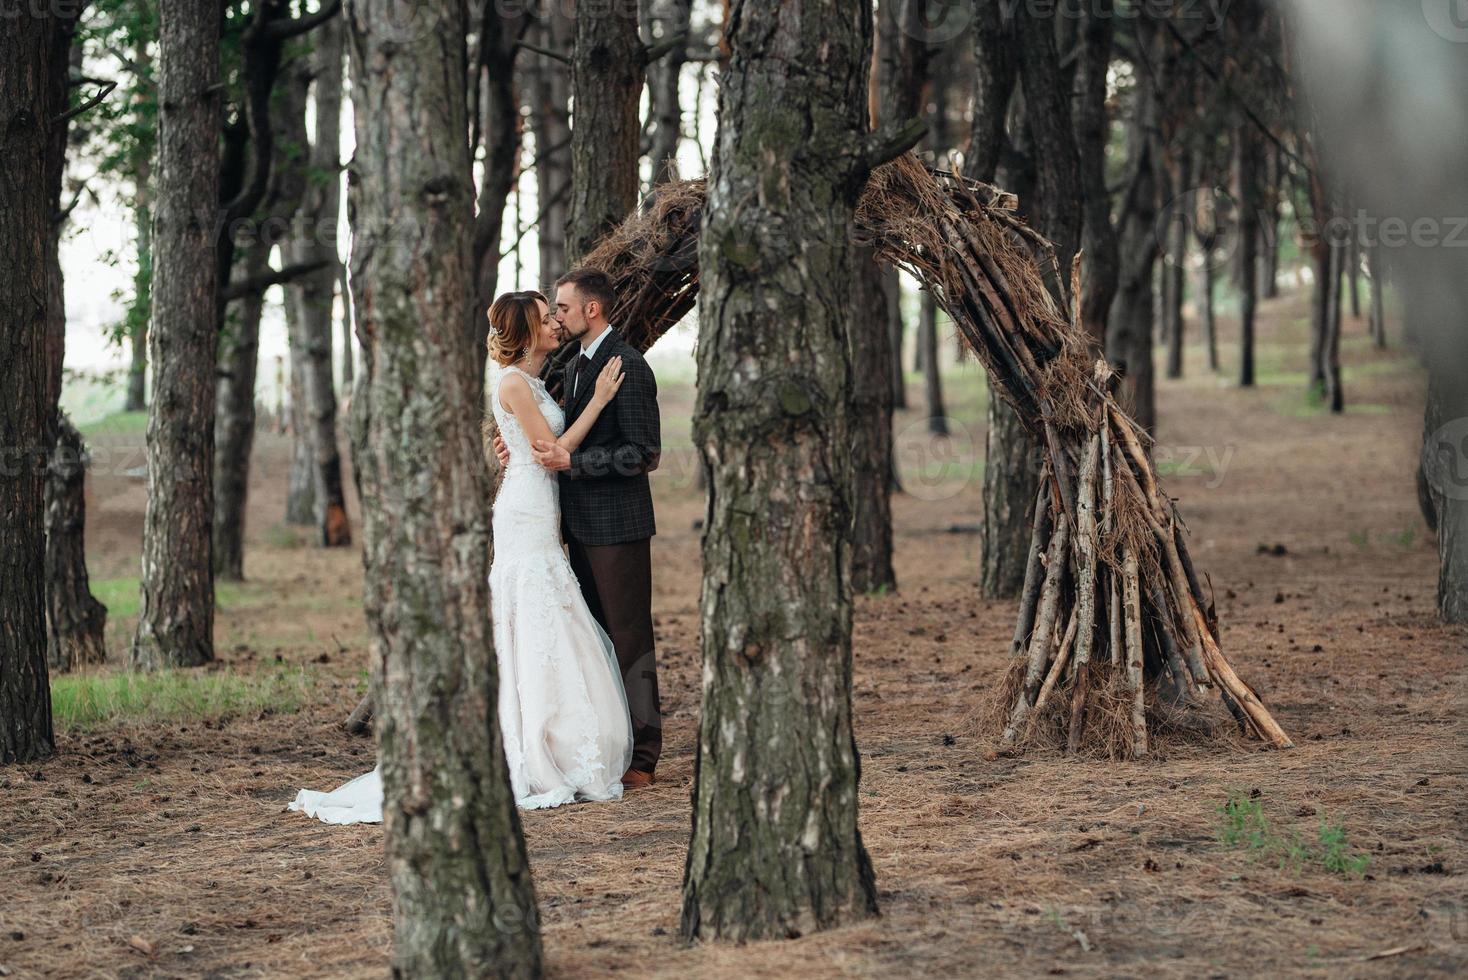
left=621, top=768, right=655, bottom=789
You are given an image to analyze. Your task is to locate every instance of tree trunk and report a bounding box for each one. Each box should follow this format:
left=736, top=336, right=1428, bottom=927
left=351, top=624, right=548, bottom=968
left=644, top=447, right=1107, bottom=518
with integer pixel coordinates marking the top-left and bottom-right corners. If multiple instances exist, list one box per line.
left=1163, top=152, right=1192, bottom=379
left=3, top=8, right=71, bottom=762
left=1422, top=354, right=1468, bottom=623
left=920, top=293, right=948, bottom=435
left=1259, top=144, right=1282, bottom=299
left=567, top=2, right=644, bottom=264
left=131, top=0, right=221, bottom=671
left=213, top=245, right=268, bottom=581
left=339, top=260, right=354, bottom=387
left=530, top=4, right=572, bottom=282
left=289, top=15, right=351, bottom=547
left=967, top=1, right=1033, bottom=598
left=645, top=0, right=692, bottom=186
left=682, top=0, right=879, bottom=941
left=1348, top=213, right=1362, bottom=319
left=1368, top=242, right=1387, bottom=348
left=275, top=62, right=316, bottom=529
left=1109, top=84, right=1160, bottom=432
left=978, top=5, right=1081, bottom=596
left=1074, top=0, right=1119, bottom=348
left=981, top=394, right=1040, bottom=597
left=1307, top=232, right=1329, bottom=398
left=1234, top=119, right=1260, bottom=391
left=345, top=2, right=542, bottom=973
left=41, top=11, right=106, bottom=675
left=873, top=2, right=920, bottom=413
left=46, top=417, right=108, bottom=672
left=471, top=3, right=522, bottom=405
left=1322, top=239, right=1344, bottom=413
left=286, top=347, right=316, bottom=525
left=885, top=267, right=907, bottom=410
left=125, top=88, right=153, bottom=415
left=1198, top=253, right=1219, bottom=372
left=849, top=247, right=897, bottom=594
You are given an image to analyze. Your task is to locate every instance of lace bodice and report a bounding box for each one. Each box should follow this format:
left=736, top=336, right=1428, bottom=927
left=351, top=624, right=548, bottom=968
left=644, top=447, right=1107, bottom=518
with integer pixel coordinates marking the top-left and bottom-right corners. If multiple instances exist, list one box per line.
left=492, top=365, right=565, bottom=465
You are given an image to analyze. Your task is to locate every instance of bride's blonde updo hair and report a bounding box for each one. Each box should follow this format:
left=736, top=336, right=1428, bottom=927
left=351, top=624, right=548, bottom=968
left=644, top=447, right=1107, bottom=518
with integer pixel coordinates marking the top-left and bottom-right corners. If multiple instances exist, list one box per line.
left=487, top=289, right=548, bottom=366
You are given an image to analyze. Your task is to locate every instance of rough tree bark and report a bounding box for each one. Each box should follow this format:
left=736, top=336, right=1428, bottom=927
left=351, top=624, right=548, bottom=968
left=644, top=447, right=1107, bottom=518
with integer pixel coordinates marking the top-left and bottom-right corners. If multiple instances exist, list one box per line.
left=918, top=46, right=953, bottom=436
left=975, top=4, right=1084, bottom=597
left=3, top=7, right=70, bottom=761
left=1234, top=121, right=1261, bottom=392
left=288, top=16, right=351, bottom=546
left=345, top=1, right=542, bottom=973
left=530, top=3, right=572, bottom=282
left=1322, top=237, right=1344, bottom=413
left=966, top=1, right=1032, bottom=598
left=42, top=8, right=107, bottom=674
left=46, top=417, right=108, bottom=671
left=214, top=244, right=268, bottom=581
left=682, top=0, right=882, bottom=942
left=1422, top=350, right=1468, bottom=623
left=1163, top=151, right=1193, bottom=380
left=1073, top=0, right=1119, bottom=349
left=125, top=38, right=155, bottom=414
left=849, top=243, right=897, bottom=593
left=1109, top=80, right=1161, bottom=432
left=878, top=0, right=931, bottom=413
left=131, top=0, right=222, bottom=670
left=567, top=1, right=645, bottom=264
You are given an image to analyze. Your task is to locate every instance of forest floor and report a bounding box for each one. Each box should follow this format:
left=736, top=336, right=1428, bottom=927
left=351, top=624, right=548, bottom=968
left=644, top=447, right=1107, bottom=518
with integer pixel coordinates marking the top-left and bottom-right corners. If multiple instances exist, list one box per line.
left=3, top=288, right=1465, bottom=979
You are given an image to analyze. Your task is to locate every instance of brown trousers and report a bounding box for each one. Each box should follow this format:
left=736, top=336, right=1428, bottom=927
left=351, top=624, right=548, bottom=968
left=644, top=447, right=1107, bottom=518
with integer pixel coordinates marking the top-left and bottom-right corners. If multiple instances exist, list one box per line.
left=567, top=537, right=662, bottom=773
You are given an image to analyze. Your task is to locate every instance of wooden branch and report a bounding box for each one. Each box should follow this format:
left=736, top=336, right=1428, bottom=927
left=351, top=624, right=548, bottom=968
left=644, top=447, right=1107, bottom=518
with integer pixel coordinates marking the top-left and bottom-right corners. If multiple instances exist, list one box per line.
left=52, top=79, right=117, bottom=126
left=264, top=0, right=342, bottom=41
left=643, top=30, right=689, bottom=65
left=1122, top=547, right=1147, bottom=759
left=1009, top=478, right=1054, bottom=656
left=222, top=260, right=329, bottom=302
left=515, top=40, right=570, bottom=65
left=864, top=118, right=928, bottom=171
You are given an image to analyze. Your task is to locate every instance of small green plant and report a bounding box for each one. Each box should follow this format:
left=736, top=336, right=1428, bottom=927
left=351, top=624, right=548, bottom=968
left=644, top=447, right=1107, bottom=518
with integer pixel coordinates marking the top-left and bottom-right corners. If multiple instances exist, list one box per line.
left=1347, top=529, right=1370, bottom=550
left=1316, top=819, right=1372, bottom=875
left=1218, top=793, right=1370, bottom=877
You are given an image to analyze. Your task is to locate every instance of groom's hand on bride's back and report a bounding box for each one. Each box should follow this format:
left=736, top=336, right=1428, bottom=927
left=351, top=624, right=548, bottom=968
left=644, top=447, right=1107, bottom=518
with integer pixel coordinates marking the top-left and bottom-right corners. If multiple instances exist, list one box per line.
left=493, top=433, right=510, bottom=468
left=531, top=439, right=572, bottom=472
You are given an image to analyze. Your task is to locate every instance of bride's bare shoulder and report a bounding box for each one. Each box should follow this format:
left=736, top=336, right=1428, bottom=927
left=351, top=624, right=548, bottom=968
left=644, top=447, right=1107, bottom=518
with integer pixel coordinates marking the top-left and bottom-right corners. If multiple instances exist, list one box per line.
left=497, top=369, right=533, bottom=412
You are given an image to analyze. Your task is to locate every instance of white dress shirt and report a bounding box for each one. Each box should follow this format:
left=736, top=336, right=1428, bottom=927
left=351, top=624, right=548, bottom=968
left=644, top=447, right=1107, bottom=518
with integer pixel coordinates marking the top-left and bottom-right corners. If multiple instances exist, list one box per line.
left=572, top=326, right=614, bottom=397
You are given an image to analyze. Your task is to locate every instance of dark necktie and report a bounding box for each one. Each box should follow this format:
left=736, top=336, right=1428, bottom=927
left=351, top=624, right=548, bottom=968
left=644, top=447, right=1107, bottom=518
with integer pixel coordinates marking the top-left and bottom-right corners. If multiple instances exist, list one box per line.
left=574, top=353, right=593, bottom=399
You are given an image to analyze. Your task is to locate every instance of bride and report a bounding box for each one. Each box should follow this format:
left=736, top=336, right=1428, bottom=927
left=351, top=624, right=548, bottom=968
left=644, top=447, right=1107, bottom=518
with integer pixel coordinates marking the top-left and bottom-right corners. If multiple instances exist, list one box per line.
left=290, top=289, right=634, bottom=823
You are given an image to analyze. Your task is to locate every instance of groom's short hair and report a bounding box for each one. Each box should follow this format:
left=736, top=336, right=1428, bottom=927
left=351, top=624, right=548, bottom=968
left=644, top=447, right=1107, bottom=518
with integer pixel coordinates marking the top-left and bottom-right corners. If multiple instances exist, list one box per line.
left=555, top=267, right=617, bottom=317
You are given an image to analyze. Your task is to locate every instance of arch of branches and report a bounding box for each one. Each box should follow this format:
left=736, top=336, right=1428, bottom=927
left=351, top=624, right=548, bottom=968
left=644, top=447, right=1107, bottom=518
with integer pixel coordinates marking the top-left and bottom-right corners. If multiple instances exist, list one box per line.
left=579, top=152, right=1291, bottom=758
left=349, top=153, right=1291, bottom=758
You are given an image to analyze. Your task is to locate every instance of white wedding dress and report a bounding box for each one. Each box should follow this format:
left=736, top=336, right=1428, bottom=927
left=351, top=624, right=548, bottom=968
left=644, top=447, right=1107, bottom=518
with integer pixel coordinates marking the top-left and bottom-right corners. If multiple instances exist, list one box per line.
left=289, top=365, right=633, bottom=824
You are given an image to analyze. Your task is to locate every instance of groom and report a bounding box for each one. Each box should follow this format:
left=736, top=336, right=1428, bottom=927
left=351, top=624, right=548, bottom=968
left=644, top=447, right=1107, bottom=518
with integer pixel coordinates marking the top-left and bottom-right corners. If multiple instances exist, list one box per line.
left=496, top=268, right=664, bottom=788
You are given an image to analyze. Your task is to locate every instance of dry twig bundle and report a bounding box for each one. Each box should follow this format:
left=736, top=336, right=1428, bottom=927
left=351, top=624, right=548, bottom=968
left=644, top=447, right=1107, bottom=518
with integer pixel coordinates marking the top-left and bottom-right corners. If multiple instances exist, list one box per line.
left=853, top=155, right=1291, bottom=757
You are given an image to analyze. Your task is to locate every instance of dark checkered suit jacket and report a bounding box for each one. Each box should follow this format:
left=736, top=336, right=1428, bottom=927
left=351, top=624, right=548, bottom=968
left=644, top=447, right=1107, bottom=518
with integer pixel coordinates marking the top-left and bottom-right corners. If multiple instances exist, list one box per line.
left=558, top=329, right=660, bottom=546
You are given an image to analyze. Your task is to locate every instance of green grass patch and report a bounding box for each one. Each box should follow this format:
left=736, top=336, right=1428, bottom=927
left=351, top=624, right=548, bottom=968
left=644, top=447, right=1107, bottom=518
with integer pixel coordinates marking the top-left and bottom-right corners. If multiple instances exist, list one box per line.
left=50, top=664, right=318, bottom=732
left=91, top=576, right=254, bottom=620
left=79, top=410, right=149, bottom=439
left=1218, top=793, right=1371, bottom=876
